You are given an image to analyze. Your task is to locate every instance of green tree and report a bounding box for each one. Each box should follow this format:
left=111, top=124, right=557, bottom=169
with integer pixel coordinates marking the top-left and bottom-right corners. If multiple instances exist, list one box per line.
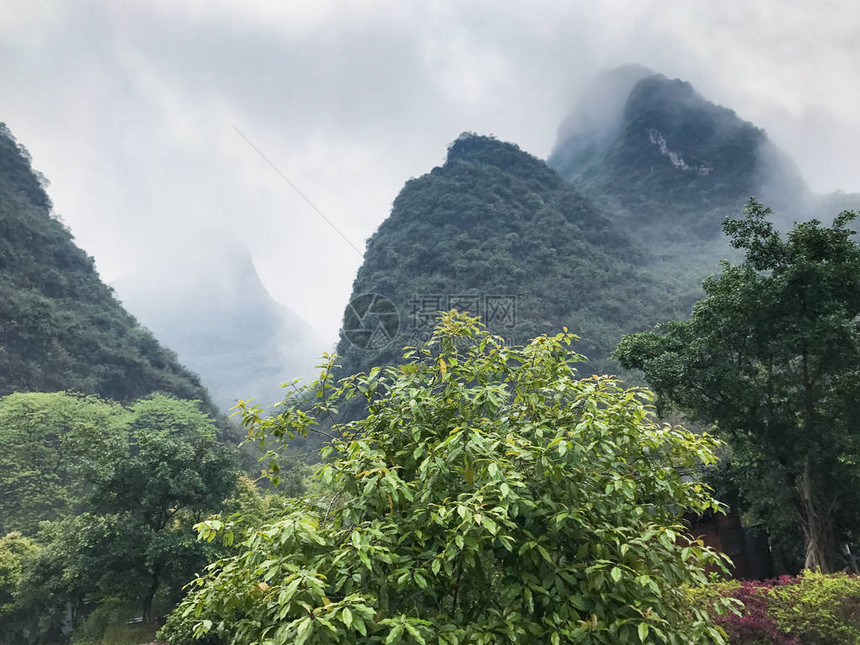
left=615, top=200, right=860, bottom=572
left=0, top=392, right=128, bottom=535
left=0, top=395, right=240, bottom=643
left=163, top=313, right=729, bottom=645
left=0, top=531, right=39, bottom=644
left=89, top=395, right=239, bottom=620
left=11, top=515, right=120, bottom=642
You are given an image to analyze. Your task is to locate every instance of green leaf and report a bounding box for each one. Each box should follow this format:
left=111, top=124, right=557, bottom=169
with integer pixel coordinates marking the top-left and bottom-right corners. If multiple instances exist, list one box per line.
left=405, top=622, right=427, bottom=644
left=294, top=617, right=313, bottom=645
left=386, top=624, right=405, bottom=644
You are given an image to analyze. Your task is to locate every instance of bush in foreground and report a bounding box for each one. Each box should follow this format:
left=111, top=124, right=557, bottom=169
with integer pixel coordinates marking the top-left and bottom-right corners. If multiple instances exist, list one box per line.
left=696, top=571, right=860, bottom=644
left=162, top=312, right=731, bottom=644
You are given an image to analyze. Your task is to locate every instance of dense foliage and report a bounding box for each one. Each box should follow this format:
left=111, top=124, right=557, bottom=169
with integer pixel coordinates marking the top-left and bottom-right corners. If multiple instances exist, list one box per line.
left=0, top=393, right=239, bottom=644
left=4, top=74, right=860, bottom=644
left=0, top=391, right=127, bottom=535
left=0, top=531, right=37, bottom=640
left=616, top=200, right=860, bottom=572
left=164, top=313, right=730, bottom=644
left=0, top=123, right=212, bottom=403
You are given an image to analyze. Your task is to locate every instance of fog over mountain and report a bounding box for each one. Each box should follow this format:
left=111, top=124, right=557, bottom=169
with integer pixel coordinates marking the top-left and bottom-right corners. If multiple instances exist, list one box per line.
left=550, top=70, right=799, bottom=240
left=6, top=8, right=860, bottom=640
left=550, top=67, right=857, bottom=235
left=330, top=70, right=860, bottom=419
left=1, top=1, right=858, bottom=354
left=113, top=237, right=323, bottom=410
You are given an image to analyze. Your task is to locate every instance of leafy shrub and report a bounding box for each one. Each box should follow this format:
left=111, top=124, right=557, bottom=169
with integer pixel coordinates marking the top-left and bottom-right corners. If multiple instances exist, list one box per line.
left=70, top=596, right=132, bottom=644
left=769, top=571, right=860, bottom=644
left=697, top=572, right=860, bottom=644
left=0, top=531, right=40, bottom=644
left=701, top=577, right=798, bottom=645
left=162, top=312, right=731, bottom=644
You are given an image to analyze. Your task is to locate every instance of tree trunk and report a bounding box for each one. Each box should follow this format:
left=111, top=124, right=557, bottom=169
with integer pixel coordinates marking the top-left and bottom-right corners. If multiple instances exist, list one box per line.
left=798, top=352, right=834, bottom=572
left=142, top=575, right=159, bottom=623
left=798, top=459, right=833, bottom=572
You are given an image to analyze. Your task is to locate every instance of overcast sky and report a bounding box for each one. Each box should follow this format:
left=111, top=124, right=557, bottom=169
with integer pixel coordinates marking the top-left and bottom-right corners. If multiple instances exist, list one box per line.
left=2, top=0, right=859, bottom=352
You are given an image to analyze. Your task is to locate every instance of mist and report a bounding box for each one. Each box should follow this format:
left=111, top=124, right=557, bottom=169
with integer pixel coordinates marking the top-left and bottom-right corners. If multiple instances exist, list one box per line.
left=2, top=0, right=858, bottom=382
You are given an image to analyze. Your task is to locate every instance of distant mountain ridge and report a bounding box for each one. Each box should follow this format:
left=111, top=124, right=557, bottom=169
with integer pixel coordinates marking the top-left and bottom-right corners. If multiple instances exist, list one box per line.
left=548, top=69, right=852, bottom=239
left=4, top=68, right=856, bottom=415
left=0, top=123, right=212, bottom=404
left=114, top=245, right=323, bottom=411
left=551, top=71, right=773, bottom=238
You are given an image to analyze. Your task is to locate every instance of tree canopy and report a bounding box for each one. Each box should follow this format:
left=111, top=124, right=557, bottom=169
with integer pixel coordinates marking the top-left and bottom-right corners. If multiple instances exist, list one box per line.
left=0, top=394, right=239, bottom=643
left=616, top=199, right=860, bottom=572
left=90, top=396, right=239, bottom=619
left=0, top=391, right=128, bottom=535
left=163, top=312, right=730, bottom=645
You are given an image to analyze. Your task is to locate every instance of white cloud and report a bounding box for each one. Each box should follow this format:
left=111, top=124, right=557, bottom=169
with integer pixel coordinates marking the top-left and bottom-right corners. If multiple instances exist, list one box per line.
left=1, top=0, right=858, bottom=367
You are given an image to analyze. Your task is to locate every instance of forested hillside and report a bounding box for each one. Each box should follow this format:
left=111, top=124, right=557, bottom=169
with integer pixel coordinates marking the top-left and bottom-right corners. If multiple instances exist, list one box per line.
left=333, top=133, right=696, bottom=387
left=0, top=125, right=246, bottom=643
left=0, top=123, right=211, bottom=404
left=334, top=72, right=858, bottom=392
left=4, top=64, right=860, bottom=644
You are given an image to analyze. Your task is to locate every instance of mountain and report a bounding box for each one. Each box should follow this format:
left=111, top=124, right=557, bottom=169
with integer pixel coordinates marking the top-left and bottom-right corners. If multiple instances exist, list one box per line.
left=548, top=69, right=860, bottom=245
left=332, top=69, right=859, bottom=397
left=114, top=244, right=323, bottom=410
left=549, top=69, right=806, bottom=241
left=332, top=132, right=695, bottom=389
left=0, top=123, right=211, bottom=404
left=549, top=69, right=859, bottom=272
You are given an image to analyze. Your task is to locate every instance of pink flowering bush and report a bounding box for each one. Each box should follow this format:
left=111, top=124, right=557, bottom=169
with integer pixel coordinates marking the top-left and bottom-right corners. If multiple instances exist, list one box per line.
left=712, top=577, right=798, bottom=645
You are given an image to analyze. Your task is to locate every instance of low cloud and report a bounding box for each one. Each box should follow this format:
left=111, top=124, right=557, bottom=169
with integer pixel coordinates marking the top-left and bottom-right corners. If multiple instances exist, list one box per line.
left=1, top=0, right=858, bottom=362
